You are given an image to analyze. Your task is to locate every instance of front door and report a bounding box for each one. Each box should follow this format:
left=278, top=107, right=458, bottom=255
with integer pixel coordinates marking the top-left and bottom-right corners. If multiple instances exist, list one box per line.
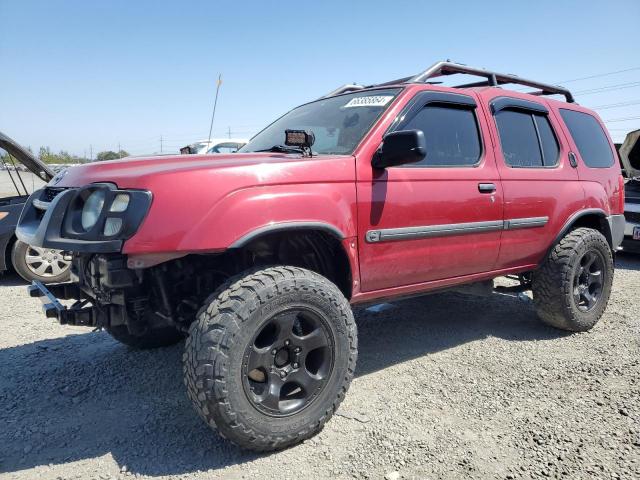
left=357, top=90, right=503, bottom=292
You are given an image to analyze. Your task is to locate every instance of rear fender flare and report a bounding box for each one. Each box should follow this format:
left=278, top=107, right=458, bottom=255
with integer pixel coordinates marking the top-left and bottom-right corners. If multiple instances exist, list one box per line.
left=543, top=208, right=612, bottom=263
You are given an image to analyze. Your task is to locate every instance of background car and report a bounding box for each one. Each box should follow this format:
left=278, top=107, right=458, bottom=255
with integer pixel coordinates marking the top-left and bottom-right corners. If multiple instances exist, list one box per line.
left=180, top=138, right=247, bottom=155
left=0, top=131, right=71, bottom=283
left=618, top=129, right=640, bottom=252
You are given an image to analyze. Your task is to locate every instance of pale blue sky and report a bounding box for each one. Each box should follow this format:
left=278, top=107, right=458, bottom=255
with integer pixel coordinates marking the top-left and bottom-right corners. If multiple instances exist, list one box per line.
left=1, top=0, right=639, bottom=156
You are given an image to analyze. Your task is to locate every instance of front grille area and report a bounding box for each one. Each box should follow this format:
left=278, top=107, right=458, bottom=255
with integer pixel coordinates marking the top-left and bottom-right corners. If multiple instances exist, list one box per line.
left=43, top=187, right=68, bottom=202
left=625, top=211, right=640, bottom=224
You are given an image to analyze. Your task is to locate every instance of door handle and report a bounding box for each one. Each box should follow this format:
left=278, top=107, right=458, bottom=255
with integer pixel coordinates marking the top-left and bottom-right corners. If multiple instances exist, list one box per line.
left=568, top=152, right=578, bottom=168
left=478, top=183, right=496, bottom=193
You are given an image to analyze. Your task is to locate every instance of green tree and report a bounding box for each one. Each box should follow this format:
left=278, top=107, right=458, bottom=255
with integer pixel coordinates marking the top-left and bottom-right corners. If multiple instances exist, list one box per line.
left=96, top=150, right=129, bottom=161
left=37, top=147, right=88, bottom=164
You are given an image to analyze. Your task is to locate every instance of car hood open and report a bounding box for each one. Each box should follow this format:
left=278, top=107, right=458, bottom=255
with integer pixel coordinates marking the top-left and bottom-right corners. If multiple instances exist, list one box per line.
left=0, top=131, right=54, bottom=182
left=619, top=129, right=640, bottom=179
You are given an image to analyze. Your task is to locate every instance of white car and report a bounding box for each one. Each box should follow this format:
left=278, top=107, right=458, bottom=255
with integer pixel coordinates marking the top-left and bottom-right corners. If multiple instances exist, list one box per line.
left=180, top=138, right=248, bottom=155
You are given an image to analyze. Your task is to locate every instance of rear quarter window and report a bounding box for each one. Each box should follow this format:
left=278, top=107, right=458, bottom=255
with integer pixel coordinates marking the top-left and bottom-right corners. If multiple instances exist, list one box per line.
left=559, top=109, right=614, bottom=168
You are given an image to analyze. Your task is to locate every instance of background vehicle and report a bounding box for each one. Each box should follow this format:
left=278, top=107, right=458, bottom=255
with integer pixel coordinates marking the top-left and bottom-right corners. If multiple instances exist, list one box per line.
left=618, top=129, right=640, bottom=251
left=19, top=62, right=624, bottom=452
left=179, top=138, right=247, bottom=155
left=0, top=132, right=71, bottom=283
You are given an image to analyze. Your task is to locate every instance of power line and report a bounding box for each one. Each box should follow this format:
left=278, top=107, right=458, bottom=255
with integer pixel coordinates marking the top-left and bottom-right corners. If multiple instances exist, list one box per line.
left=603, top=115, right=640, bottom=123
left=590, top=99, right=640, bottom=110
left=574, top=81, right=640, bottom=95
left=558, top=67, right=640, bottom=84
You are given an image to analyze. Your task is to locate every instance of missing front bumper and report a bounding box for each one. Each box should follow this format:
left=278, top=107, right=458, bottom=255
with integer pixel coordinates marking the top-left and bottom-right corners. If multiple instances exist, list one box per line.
left=27, top=280, right=102, bottom=326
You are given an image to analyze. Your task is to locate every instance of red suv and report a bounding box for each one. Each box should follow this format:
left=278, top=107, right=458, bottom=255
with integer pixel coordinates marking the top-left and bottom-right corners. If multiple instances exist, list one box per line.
left=18, top=61, right=625, bottom=451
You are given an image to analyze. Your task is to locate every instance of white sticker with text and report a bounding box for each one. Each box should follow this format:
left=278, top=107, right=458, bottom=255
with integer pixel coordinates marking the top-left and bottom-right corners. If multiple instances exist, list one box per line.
left=343, top=95, right=394, bottom=108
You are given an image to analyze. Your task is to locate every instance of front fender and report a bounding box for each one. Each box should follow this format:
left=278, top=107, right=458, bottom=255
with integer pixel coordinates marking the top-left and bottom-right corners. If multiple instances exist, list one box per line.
left=177, top=182, right=358, bottom=251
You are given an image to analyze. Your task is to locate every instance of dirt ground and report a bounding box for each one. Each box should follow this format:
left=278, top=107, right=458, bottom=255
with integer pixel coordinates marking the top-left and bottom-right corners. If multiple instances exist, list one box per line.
left=0, top=254, right=638, bottom=480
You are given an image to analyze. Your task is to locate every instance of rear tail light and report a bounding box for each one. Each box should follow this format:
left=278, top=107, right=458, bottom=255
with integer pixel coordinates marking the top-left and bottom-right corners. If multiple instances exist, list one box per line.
left=618, top=174, right=626, bottom=213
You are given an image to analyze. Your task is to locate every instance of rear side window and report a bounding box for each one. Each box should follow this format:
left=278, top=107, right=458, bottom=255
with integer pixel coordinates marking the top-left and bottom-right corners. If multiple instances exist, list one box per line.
left=402, top=105, right=481, bottom=167
left=494, top=110, right=559, bottom=167
left=560, top=109, right=614, bottom=168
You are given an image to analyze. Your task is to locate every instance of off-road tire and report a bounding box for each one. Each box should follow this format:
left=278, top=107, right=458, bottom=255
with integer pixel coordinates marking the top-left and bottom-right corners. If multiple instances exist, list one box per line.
left=532, top=227, right=613, bottom=332
left=106, top=325, right=185, bottom=349
left=11, top=240, right=71, bottom=284
left=183, top=266, right=357, bottom=451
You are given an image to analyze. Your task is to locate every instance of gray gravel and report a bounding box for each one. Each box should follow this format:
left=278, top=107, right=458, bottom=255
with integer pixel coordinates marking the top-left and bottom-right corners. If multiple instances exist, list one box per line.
left=1, top=254, right=639, bottom=479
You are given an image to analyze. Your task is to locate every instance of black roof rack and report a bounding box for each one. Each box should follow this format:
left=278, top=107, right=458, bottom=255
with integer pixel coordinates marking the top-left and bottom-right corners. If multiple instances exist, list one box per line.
left=323, top=61, right=575, bottom=103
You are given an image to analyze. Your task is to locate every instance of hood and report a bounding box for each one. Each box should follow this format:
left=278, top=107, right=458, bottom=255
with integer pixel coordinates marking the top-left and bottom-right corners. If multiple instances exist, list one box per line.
left=0, top=131, right=54, bottom=182
left=54, top=152, right=348, bottom=189
left=619, top=129, right=640, bottom=179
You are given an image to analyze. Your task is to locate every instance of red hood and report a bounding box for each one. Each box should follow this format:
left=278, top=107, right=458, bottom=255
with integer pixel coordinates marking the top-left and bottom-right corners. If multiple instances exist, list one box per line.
left=54, top=153, right=326, bottom=189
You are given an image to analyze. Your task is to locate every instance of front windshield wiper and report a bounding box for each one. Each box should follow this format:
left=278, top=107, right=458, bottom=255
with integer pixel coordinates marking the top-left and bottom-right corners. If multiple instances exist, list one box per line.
left=252, top=145, right=307, bottom=154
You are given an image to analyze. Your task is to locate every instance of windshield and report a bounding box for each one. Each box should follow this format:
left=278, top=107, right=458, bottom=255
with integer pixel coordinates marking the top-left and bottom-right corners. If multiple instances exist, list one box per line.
left=240, top=88, right=401, bottom=155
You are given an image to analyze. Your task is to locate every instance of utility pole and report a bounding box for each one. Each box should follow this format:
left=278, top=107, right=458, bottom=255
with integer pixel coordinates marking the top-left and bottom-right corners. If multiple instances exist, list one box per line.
left=118, top=143, right=121, bottom=158
left=207, top=74, right=223, bottom=145
left=228, top=126, right=231, bottom=139
left=160, top=135, right=163, bottom=153
left=90, top=144, right=93, bottom=162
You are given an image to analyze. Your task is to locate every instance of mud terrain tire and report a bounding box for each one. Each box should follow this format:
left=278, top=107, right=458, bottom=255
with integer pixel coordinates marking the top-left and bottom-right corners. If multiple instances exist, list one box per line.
left=532, top=227, right=613, bottom=332
left=183, top=266, right=357, bottom=451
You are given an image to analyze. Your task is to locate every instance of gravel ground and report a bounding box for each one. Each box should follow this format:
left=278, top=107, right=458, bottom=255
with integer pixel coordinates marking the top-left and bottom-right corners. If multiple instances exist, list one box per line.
left=0, top=255, right=639, bottom=480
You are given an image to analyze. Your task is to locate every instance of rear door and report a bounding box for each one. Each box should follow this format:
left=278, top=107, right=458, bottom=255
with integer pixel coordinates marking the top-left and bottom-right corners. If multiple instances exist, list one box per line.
left=477, top=93, right=583, bottom=268
left=356, top=90, right=503, bottom=292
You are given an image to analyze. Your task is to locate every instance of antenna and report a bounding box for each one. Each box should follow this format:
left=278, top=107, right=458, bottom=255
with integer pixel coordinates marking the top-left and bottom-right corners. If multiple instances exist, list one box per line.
left=208, top=74, right=223, bottom=145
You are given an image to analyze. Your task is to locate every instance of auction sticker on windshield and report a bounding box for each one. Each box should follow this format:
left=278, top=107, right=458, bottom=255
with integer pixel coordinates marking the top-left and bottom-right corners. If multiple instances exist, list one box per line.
left=343, top=95, right=394, bottom=108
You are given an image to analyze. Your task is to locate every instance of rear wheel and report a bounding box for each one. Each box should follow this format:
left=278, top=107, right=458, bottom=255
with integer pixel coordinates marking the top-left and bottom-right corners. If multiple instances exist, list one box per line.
left=183, top=266, right=357, bottom=451
left=532, top=227, right=614, bottom=331
left=11, top=240, right=71, bottom=284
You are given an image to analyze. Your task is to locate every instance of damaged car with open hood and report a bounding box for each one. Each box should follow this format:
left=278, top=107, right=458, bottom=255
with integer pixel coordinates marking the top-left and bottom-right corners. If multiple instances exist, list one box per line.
left=618, top=129, right=640, bottom=251
left=0, top=132, right=71, bottom=283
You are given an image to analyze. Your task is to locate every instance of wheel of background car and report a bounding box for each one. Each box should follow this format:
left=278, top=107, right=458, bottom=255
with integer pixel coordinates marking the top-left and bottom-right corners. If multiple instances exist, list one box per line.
left=11, top=239, right=71, bottom=284
left=183, top=266, right=358, bottom=451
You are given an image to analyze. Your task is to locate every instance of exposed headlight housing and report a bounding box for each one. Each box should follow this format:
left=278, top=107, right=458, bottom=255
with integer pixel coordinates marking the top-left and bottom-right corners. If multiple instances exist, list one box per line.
left=81, top=190, right=106, bottom=231
left=110, top=193, right=130, bottom=213
left=60, top=183, right=152, bottom=242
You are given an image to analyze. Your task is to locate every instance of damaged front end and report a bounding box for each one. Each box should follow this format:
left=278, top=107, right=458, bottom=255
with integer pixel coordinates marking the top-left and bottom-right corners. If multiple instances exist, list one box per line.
left=16, top=182, right=170, bottom=333
left=27, top=252, right=227, bottom=335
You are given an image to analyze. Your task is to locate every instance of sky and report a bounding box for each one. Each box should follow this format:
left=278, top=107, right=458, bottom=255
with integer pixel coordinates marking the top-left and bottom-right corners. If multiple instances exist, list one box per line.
left=1, top=0, right=639, bottom=157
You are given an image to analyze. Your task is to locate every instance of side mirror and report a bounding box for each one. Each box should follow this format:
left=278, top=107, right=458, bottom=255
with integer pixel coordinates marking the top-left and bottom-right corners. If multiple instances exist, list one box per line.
left=372, top=130, right=426, bottom=169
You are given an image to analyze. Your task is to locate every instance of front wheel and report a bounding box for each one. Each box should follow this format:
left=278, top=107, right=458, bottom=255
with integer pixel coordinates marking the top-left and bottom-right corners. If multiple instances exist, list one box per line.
left=183, top=266, right=357, bottom=451
left=532, top=227, right=614, bottom=332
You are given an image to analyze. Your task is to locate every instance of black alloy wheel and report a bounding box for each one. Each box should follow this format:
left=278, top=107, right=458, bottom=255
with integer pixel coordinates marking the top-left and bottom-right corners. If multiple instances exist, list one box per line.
left=572, top=249, right=605, bottom=312
left=243, top=308, right=334, bottom=416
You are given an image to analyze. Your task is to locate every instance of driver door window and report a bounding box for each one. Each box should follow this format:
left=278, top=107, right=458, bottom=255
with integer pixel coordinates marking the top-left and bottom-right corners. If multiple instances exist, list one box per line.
left=400, top=104, right=482, bottom=167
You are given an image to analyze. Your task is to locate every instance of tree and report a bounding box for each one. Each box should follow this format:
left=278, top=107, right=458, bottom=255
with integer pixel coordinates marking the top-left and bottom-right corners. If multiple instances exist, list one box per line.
left=37, top=147, right=88, bottom=164
left=96, top=150, right=129, bottom=161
